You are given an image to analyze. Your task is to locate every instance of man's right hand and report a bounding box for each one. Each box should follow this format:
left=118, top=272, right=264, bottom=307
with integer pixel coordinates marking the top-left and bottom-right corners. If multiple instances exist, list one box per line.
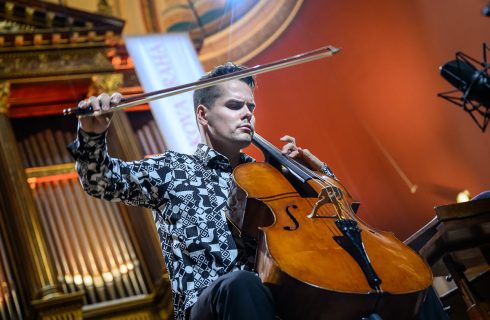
left=78, top=92, right=122, bottom=134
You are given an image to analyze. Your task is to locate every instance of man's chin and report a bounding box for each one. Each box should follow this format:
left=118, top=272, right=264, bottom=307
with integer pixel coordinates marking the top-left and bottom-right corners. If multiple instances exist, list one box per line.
left=235, top=136, right=253, bottom=149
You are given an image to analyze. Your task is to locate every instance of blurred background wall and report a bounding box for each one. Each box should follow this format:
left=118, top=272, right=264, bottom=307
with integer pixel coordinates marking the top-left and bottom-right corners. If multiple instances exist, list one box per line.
left=59, top=0, right=490, bottom=240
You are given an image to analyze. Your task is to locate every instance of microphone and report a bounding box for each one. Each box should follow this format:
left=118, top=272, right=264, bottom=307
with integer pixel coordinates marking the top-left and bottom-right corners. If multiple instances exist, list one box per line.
left=483, top=1, right=490, bottom=16
left=440, top=59, right=490, bottom=108
left=438, top=43, right=490, bottom=132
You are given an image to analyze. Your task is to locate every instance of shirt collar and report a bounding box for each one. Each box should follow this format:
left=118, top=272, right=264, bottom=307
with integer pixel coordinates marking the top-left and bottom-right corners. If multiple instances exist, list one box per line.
left=194, top=144, right=255, bottom=170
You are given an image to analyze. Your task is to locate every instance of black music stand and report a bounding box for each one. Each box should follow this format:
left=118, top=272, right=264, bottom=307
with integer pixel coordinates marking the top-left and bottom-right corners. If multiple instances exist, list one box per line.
left=416, top=198, right=490, bottom=320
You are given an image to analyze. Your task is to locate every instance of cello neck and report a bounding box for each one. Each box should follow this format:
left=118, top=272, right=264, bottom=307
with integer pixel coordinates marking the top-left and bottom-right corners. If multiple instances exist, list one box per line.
left=252, top=133, right=315, bottom=183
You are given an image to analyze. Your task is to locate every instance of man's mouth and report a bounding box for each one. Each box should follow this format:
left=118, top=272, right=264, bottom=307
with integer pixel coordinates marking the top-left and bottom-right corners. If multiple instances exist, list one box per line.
left=238, top=124, right=253, bottom=133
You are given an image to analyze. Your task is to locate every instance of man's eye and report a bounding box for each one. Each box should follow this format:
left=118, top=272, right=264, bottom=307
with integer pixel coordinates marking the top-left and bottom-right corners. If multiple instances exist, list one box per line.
left=227, top=103, right=242, bottom=110
left=226, top=101, right=255, bottom=111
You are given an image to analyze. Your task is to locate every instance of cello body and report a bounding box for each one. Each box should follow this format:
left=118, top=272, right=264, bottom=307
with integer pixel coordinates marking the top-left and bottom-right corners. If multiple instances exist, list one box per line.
left=232, top=162, right=432, bottom=320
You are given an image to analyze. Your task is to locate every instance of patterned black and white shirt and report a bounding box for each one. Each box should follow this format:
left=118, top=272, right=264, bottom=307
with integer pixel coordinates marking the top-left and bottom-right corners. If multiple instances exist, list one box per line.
left=69, top=129, right=256, bottom=320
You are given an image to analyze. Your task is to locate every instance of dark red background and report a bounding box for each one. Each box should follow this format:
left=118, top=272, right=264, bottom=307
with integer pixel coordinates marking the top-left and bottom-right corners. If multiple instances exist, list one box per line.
left=244, top=0, right=490, bottom=239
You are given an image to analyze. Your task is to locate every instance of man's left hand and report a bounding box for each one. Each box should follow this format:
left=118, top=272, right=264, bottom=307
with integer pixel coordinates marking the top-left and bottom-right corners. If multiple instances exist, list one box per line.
left=280, top=135, right=323, bottom=171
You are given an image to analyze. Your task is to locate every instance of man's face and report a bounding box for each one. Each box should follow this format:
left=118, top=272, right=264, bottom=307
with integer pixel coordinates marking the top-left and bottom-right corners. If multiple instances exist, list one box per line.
left=203, top=79, right=256, bottom=150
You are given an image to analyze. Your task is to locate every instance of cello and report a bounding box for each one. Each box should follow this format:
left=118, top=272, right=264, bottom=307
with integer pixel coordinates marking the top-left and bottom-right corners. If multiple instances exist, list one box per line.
left=64, top=45, right=433, bottom=318
left=231, top=133, right=433, bottom=319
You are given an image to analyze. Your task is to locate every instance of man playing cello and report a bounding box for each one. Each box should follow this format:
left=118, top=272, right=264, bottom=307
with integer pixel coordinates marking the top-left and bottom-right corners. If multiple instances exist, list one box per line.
left=69, top=62, right=333, bottom=319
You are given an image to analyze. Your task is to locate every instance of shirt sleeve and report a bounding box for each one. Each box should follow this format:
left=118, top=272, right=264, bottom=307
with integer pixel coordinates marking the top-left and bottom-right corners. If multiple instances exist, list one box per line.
left=67, top=127, right=171, bottom=209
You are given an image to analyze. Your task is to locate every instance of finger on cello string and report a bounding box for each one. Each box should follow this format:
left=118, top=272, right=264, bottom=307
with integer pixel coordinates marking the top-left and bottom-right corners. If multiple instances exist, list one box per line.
left=280, top=135, right=298, bottom=155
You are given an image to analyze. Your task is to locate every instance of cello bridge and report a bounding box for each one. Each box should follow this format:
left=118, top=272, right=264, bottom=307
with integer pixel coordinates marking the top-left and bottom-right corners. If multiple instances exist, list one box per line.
left=307, top=185, right=343, bottom=218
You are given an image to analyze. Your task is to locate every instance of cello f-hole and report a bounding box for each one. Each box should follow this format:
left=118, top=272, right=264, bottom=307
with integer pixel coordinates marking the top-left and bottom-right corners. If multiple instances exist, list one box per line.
left=284, top=204, right=300, bottom=231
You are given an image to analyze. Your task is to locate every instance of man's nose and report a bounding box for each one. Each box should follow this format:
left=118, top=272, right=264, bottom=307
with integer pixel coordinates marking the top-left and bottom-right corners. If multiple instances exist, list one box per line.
left=242, top=104, right=253, bottom=118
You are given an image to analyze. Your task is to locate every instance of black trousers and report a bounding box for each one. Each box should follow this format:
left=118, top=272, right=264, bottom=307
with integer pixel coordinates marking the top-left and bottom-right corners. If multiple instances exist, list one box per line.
left=189, top=270, right=275, bottom=320
left=188, top=271, right=447, bottom=320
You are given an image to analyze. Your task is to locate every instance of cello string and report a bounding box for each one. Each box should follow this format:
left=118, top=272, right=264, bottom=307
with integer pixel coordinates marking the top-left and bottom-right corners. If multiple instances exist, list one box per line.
left=253, top=134, right=331, bottom=183
left=285, top=156, right=355, bottom=219
left=253, top=134, right=354, bottom=220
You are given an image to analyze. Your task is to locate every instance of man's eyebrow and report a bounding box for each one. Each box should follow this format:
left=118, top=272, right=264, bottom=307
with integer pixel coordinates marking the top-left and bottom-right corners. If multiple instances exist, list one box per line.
left=226, top=99, right=256, bottom=106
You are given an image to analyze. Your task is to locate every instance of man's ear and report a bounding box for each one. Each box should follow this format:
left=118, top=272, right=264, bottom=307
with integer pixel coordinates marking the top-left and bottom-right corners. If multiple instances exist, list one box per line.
left=196, top=104, right=208, bottom=126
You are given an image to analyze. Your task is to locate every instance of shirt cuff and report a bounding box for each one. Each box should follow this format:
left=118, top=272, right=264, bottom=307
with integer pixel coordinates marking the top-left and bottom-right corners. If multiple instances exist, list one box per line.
left=67, top=125, right=107, bottom=161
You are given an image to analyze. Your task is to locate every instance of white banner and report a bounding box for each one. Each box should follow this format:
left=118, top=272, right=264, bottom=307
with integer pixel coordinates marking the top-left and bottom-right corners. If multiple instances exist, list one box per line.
left=125, top=33, right=203, bottom=154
